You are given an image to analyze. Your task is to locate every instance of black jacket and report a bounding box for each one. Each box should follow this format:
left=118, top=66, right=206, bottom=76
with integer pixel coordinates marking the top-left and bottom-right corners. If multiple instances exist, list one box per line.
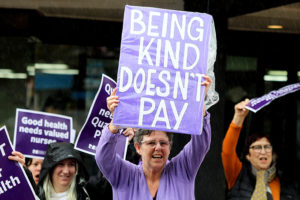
left=227, top=162, right=300, bottom=200
left=37, top=142, right=90, bottom=200
left=85, top=170, right=113, bottom=200
left=23, top=166, right=39, bottom=194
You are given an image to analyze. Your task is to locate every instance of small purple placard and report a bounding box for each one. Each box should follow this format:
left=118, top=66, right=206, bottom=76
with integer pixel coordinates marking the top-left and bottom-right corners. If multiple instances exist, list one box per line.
left=0, top=126, right=36, bottom=199
left=14, top=109, right=72, bottom=158
left=75, top=74, right=127, bottom=158
left=113, top=5, right=213, bottom=135
left=246, top=82, right=300, bottom=113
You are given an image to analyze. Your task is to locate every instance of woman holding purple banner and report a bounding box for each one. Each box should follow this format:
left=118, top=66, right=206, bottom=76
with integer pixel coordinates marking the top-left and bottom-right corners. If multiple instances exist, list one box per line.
left=222, top=99, right=300, bottom=200
left=95, top=76, right=212, bottom=200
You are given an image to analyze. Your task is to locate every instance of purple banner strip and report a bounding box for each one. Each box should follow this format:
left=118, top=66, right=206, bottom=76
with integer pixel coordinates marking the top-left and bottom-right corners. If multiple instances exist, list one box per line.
left=0, top=126, right=36, bottom=199
left=246, top=82, right=300, bottom=113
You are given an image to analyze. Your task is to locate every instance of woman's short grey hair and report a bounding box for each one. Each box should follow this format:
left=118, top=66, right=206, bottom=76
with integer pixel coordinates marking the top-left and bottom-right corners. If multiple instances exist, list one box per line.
left=133, top=129, right=173, bottom=144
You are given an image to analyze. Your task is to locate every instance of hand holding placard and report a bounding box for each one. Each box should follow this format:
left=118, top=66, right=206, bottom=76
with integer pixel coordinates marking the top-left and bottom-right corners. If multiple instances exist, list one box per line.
left=8, top=151, right=25, bottom=166
left=245, top=83, right=300, bottom=113
left=106, top=88, right=119, bottom=115
left=107, top=88, right=120, bottom=134
left=113, top=5, right=214, bottom=135
left=0, top=126, right=36, bottom=199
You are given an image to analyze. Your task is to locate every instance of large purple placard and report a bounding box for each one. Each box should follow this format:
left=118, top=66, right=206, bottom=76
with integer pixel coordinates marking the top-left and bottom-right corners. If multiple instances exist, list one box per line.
left=0, top=126, right=36, bottom=199
left=14, top=109, right=72, bottom=158
left=113, top=5, right=212, bottom=135
left=75, top=74, right=127, bottom=158
left=246, top=82, right=300, bottom=113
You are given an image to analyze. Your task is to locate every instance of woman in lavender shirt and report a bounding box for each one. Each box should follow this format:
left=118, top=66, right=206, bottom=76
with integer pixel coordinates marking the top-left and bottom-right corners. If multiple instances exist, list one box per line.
left=95, top=76, right=212, bottom=200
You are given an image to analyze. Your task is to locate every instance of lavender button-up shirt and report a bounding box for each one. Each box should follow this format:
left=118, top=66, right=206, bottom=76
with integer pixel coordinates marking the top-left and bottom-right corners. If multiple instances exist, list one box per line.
left=95, top=113, right=211, bottom=200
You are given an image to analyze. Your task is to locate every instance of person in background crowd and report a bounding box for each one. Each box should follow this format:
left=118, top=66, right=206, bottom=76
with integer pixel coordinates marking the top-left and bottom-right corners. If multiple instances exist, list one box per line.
left=8, top=150, right=26, bottom=165
left=222, top=99, right=300, bottom=200
left=37, top=142, right=90, bottom=200
left=42, top=93, right=69, bottom=114
left=25, top=157, right=44, bottom=185
left=96, top=76, right=212, bottom=200
left=123, top=128, right=141, bottom=165
left=8, top=151, right=39, bottom=195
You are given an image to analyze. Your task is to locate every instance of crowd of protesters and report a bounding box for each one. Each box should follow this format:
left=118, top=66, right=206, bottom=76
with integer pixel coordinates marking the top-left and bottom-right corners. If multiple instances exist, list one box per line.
left=6, top=82, right=300, bottom=200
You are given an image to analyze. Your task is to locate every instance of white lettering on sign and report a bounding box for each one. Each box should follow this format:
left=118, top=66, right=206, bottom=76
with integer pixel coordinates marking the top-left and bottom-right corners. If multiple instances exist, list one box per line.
left=44, top=120, right=68, bottom=130
left=0, top=176, right=21, bottom=194
left=98, top=108, right=113, bottom=119
left=91, top=117, right=109, bottom=128
left=21, top=117, right=43, bottom=126
left=105, top=84, right=114, bottom=95
left=130, top=9, right=204, bottom=41
left=88, top=144, right=97, bottom=151
left=30, top=137, right=57, bottom=145
left=18, top=126, right=42, bottom=135
left=119, top=7, right=209, bottom=131
left=94, top=130, right=102, bottom=139
left=0, top=143, right=6, bottom=157
left=137, top=38, right=200, bottom=70
left=119, top=66, right=204, bottom=101
left=138, top=97, right=189, bottom=130
left=44, top=130, right=69, bottom=139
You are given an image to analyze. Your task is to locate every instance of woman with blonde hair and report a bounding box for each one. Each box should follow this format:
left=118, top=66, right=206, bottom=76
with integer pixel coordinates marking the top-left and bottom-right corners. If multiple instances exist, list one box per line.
left=38, top=142, right=90, bottom=200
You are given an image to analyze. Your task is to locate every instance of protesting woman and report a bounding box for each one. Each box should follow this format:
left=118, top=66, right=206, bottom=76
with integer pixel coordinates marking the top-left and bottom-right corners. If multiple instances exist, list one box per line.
left=96, top=76, right=212, bottom=200
left=8, top=151, right=39, bottom=195
left=37, top=142, right=90, bottom=200
left=25, top=157, right=43, bottom=185
left=222, top=99, right=300, bottom=199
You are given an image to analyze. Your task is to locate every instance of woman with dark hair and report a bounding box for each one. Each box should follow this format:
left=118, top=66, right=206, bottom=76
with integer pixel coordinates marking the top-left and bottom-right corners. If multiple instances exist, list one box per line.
left=37, top=142, right=90, bottom=200
left=222, top=99, right=300, bottom=200
left=8, top=151, right=39, bottom=195
left=25, top=157, right=43, bottom=185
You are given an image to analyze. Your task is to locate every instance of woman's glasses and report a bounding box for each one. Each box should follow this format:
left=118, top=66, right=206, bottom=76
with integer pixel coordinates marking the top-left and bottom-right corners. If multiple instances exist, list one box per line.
left=141, top=140, right=170, bottom=148
left=249, top=144, right=272, bottom=153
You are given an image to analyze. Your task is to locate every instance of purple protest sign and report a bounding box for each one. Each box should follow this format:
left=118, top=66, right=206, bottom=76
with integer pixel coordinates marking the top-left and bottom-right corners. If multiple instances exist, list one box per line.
left=74, top=74, right=127, bottom=158
left=0, top=126, right=37, bottom=199
left=113, top=5, right=213, bottom=135
left=14, top=109, right=72, bottom=158
left=246, top=82, right=300, bottom=113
